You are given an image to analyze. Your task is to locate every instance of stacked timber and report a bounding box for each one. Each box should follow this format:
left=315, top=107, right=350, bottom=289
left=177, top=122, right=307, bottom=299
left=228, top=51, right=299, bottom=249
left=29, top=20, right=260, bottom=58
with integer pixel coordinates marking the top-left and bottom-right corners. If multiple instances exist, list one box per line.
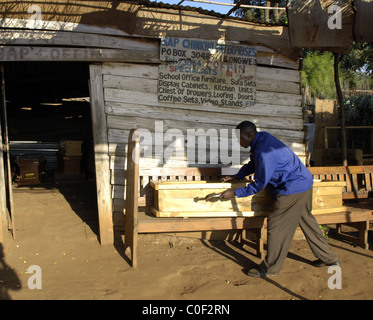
left=150, top=180, right=346, bottom=218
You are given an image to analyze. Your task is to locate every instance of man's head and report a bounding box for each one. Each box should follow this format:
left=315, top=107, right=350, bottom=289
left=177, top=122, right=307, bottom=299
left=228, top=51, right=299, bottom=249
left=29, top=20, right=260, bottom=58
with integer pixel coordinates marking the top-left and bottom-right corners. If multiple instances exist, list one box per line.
left=236, top=121, right=257, bottom=148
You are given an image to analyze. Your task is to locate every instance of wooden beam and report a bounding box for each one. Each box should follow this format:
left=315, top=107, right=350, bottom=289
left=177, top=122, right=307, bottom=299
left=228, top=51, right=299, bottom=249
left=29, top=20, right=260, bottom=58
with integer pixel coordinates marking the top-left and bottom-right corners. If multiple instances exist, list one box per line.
left=0, top=29, right=158, bottom=51
left=0, top=65, right=7, bottom=244
left=314, top=210, right=373, bottom=224
left=89, top=64, right=113, bottom=245
left=137, top=213, right=266, bottom=233
left=0, top=46, right=159, bottom=63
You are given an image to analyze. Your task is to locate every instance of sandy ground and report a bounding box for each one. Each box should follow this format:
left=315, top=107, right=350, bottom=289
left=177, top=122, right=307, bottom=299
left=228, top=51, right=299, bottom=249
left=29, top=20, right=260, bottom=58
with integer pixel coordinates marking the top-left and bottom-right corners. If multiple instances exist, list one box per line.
left=1, top=182, right=373, bottom=301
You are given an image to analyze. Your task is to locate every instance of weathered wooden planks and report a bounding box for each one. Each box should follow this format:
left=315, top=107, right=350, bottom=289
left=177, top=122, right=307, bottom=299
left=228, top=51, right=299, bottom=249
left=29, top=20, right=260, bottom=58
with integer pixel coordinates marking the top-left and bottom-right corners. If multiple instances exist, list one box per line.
left=0, top=2, right=299, bottom=60
left=100, top=60, right=305, bottom=215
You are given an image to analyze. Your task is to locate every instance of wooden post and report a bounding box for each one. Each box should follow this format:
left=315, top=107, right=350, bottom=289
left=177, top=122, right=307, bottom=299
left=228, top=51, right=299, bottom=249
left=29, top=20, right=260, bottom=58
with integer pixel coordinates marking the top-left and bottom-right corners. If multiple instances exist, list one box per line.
left=124, top=129, right=140, bottom=268
left=89, top=64, right=114, bottom=245
left=265, top=1, right=270, bottom=22
left=0, top=65, right=7, bottom=244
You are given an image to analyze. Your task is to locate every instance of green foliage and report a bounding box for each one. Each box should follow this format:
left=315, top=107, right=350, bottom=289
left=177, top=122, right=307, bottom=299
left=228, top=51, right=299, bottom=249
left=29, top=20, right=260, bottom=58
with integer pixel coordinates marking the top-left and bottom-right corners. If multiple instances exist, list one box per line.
left=233, top=0, right=287, bottom=24
left=344, top=95, right=373, bottom=126
left=301, top=44, right=373, bottom=99
left=301, top=51, right=337, bottom=99
left=340, top=43, right=373, bottom=91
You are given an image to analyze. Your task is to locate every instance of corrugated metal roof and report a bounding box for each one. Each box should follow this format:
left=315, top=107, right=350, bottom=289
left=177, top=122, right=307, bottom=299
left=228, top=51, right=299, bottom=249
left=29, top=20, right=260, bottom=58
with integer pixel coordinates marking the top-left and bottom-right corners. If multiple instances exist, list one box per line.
left=137, top=0, right=287, bottom=26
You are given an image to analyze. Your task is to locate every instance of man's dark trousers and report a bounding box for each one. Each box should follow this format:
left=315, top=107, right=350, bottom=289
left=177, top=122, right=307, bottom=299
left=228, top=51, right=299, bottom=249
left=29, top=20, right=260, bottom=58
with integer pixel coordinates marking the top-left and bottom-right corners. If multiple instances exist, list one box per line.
left=260, top=187, right=339, bottom=274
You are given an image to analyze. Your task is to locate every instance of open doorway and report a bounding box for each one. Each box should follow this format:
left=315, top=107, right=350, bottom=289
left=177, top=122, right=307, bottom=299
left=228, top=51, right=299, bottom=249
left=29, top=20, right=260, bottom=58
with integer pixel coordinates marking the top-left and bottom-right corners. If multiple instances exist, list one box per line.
left=3, top=61, right=99, bottom=240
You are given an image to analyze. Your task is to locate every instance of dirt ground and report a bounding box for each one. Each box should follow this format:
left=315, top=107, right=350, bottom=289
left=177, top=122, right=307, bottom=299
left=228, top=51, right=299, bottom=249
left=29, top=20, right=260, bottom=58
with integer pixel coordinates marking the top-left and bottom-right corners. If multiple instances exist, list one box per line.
left=1, top=182, right=373, bottom=301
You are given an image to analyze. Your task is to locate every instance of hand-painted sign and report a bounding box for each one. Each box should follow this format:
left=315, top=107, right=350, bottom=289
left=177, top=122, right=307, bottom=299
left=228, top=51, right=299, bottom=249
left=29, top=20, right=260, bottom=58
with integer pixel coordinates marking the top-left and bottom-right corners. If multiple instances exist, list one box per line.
left=158, top=37, right=257, bottom=108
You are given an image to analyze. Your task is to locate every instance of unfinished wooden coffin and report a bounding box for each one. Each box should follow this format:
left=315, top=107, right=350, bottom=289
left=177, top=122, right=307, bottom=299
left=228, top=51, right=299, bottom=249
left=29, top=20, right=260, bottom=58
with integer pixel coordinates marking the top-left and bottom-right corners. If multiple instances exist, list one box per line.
left=312, top=180, right=347, bottom=214
left=150, top=180, right=347, bottom=218
left=150, top=180, right=272, bottom=218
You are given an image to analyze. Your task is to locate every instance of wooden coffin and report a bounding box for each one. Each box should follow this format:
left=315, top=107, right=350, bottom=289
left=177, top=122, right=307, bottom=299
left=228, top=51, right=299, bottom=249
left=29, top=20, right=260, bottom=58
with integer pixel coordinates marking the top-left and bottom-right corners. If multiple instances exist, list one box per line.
left=312, top=180, right=346, bottom=214
left=150, top=180, right=347, bottom=218
left=150, top=180, right=273, bottom=218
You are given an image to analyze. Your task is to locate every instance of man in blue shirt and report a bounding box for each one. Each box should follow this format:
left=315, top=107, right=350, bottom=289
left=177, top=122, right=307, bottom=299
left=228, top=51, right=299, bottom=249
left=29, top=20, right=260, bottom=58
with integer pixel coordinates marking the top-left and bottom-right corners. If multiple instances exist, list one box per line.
left=220, top=121, right=339, bottom=277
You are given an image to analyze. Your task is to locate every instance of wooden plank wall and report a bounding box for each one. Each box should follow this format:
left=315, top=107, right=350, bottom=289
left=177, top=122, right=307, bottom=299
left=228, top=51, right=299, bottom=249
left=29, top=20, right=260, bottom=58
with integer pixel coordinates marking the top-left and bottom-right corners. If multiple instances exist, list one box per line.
left=100, top=51, right=305, bottom=225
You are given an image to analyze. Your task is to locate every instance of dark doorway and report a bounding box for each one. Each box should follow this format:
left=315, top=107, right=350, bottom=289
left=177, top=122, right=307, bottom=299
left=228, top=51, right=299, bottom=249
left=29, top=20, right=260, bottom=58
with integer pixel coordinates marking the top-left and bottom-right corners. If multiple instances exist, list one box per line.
left=3, top=61, right=99, bottom=239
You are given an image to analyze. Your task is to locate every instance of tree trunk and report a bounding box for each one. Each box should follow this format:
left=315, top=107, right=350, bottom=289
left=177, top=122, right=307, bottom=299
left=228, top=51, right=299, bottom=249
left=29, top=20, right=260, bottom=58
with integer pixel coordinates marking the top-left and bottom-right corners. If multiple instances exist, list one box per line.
left=333, top=53, right=348, bottom=166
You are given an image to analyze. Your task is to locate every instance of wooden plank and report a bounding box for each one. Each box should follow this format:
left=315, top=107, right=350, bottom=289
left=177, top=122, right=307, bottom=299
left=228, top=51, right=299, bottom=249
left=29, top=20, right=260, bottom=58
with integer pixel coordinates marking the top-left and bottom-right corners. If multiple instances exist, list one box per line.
left=312, top=186, right=345, bottom=197
left=155, top=195, right=270, bottom=213
left=103, top=73, right=300, bottom=95
left=256, top=77, right=300, bottom=94
left=105, top=110, right=304, bottom=132
left=365, top=173, right=372, bottom=191
left=89, top=64, right=113, bottom=245
left=105, top=100, right=303, bottom=119
left=150, top=206, right=348, bottom=218
left=0, top=211, right=3, bottom=244
left=0, top=17, right=132, bottom=37
left=124, top=129, right=140, bottom=268
left=348, top=165, right=373, bottom=174
left=313, top=181, right=346, bottom=187
left=314, top=209, right=373, bottom=224
left=0, top=29, right=158, bottom=51
left=107, top=128, right=305, bottom=151
left=102, top=62, right=159, bottom=79
left=104, top=87, right=302, bottom=110
left=103, top=63, right=300, bottom=82
left=312, top=194, right=343, bottom=210
left=137, top=214, right=267, bottom=233
left=0, top=64, right=7, bottom=243
left=256, top=51, right=299, bottom=69
left=0, top=64, right=15, bottom=239
left=0, top=46, right=159, bottom=63
left=256, top=66, right=300, bottom=82
left=151, top=207, right=269, bottom=218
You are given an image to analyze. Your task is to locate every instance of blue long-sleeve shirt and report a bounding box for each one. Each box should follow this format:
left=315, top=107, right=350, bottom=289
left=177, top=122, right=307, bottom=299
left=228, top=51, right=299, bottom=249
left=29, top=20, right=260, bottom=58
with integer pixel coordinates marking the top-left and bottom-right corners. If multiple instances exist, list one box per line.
left=234, top=132, right=313, bottom=198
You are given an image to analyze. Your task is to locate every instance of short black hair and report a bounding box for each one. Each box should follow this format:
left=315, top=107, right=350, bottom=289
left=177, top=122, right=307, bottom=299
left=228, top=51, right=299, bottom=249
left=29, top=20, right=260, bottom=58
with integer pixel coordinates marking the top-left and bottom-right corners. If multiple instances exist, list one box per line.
left=236, top=121, right=257, bottom=134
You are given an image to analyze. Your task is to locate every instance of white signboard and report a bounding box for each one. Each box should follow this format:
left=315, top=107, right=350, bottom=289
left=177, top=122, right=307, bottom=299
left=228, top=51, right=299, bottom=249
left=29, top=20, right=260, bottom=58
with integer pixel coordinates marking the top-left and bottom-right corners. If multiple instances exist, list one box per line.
left=158, top=37, right=257, bottom=108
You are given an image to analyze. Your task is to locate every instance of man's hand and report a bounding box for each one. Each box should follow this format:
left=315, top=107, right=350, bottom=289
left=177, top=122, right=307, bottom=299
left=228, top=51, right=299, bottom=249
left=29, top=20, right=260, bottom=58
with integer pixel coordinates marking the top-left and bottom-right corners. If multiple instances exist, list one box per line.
left=220, top=175, right=238, bottom=183
left=219, top=189, right=236, bottom=200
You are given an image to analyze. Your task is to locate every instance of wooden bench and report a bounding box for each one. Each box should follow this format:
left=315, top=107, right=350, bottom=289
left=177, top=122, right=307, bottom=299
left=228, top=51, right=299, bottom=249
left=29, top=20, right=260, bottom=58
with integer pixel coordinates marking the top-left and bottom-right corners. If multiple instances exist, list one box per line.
left=123, top=130, right=373, bottom=268
left=308, top=166, right=373, bottom=200
left=309, top=165, right=373, bottom=250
